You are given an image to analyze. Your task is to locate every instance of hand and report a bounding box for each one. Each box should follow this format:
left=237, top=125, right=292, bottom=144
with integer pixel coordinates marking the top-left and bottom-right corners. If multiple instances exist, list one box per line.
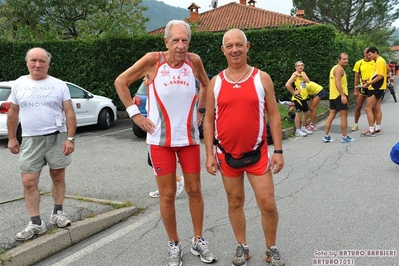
left=133, top=114, right=155, bottom=134
left=205, top=155, right=219, bottom=175
left=270, top=154, right=284, bottom=174
left=354, top=88, right=359, bottom=97
left=63, top=140, right=75, bottom=155
left=341, top=95, right=348, bottom=104
left=8, top=138, right=20, bottom=154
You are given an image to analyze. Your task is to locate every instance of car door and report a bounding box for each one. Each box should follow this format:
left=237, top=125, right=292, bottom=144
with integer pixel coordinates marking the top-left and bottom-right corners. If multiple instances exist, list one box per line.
left=67, top=83, right=96, bottom=126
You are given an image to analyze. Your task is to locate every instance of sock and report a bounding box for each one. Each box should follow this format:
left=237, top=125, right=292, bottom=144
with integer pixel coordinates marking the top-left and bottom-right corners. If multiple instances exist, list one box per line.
left=369, top=126, right=374, bottom=133
left=375, top=125, right=380, bottom=130
left=301, top=126, right=306, bottom=131
left=53, top=204, right=63, bottom=214
left=31, top=215, right=42, bottom=225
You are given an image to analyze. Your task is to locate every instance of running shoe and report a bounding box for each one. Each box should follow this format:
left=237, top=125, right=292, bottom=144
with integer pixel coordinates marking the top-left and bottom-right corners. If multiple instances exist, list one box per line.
left=302, top=128, right=312, bottom=135
left=374, top=129, right=382, bottom=135
left=167, top=241, right=182, bottom=266
left=322, top=135, right=334, bottom=142
left=306, top=123, right=316, bottom=131
left=341, top=136, right=355, bottom=143
left=351, top=124, right=359, bottom=131
left=360, top=130, right=376, bottom=137
left=265, top=246, right=285, bottom=266
left=232, top=243, right=248, bottom=266
left=295, top=130, right=307, bottom=137
left=15, top=221, right=47, bottom=241
left=190, top=236, right=218, bottom=263
left=50, top=211, right=71, bottom=227
left=149, top=190, right=159, bottom=198
left=176, top=176, right=184, bottom=197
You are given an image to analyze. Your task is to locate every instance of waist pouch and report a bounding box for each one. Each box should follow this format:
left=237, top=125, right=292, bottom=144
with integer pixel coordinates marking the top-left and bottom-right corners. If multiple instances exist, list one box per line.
left=215, top=139, right=264, bottom=169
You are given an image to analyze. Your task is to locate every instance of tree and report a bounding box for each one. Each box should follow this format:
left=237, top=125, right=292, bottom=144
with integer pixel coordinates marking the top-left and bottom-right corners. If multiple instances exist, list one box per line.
left=0, top=0, right=149, bottom=41
left=292, top=0, right=399, bottom=41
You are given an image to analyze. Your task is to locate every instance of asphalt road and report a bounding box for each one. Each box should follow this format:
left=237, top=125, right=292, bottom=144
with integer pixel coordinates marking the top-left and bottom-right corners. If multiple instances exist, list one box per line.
left=1, top=82, right=398, bottom=266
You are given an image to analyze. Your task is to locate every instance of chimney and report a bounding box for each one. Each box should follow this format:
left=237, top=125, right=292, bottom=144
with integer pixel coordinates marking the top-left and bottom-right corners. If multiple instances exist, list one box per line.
left=188, top=3, right=201, bottom=23
left=239, top=0, right=246, bottom=5
left=248, top=0, right=256, bottom=7
left=296, top=10, right=305, bottom=18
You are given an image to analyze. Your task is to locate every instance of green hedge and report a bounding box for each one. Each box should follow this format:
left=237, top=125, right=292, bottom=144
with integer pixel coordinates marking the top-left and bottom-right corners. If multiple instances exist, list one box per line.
left=0, top=24, right=368, bottom=110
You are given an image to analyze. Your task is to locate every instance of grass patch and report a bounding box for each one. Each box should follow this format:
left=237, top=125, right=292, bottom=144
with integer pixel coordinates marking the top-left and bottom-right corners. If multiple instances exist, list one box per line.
left=276, top=102, right=328, bottom=129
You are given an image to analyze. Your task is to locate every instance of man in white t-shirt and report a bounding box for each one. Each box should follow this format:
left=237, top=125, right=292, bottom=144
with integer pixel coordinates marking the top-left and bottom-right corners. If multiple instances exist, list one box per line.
left=7, top=47, right=77, bottom=241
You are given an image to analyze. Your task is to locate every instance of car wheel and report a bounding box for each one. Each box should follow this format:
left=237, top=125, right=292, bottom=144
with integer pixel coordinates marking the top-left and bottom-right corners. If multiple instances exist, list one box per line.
left=132, top=120, right=146, bottom=138
left=98, top=109, right=111, bottom=129
left=17, top=123, right=22, bottom=144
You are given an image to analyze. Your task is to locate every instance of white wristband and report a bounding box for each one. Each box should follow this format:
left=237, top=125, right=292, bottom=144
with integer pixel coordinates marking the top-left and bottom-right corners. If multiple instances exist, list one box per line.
left=126, top=105, right=140, bottom=118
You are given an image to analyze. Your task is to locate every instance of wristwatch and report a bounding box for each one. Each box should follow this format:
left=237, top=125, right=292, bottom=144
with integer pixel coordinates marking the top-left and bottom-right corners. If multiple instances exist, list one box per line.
left=67, top=137, right=75, bottom=143
left=198, top=108, right=206, bottom=114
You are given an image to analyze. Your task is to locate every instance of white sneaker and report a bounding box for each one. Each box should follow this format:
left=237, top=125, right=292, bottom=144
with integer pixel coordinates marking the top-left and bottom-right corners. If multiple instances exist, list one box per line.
left=302, top=128, right=312, bottom=135
left=176, top=176, right=185, bottom=197
left=50, top=211, right=71, bottom=228
left=15, top=221, right=47, bottom=241
left=149, top=190, right=159, bottom=198
left=295, top=130, right=307, bottom=137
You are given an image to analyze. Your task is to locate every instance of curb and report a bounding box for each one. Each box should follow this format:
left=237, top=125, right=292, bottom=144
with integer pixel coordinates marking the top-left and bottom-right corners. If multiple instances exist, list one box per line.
left=0, top=206, right=138, bottom=266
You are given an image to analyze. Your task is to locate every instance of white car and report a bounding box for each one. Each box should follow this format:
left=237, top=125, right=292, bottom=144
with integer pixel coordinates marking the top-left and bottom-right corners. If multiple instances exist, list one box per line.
left=0, top=80, right=117, bottom=142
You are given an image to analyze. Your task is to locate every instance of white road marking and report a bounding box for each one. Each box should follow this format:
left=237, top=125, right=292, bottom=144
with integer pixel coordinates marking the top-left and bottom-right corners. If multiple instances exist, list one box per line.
left=52, top=210, right=160, bottom=266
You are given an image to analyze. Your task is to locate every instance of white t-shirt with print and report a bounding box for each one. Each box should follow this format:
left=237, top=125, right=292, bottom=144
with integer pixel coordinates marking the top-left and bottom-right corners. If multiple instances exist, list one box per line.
left=9, top=75, right=71, bottom=136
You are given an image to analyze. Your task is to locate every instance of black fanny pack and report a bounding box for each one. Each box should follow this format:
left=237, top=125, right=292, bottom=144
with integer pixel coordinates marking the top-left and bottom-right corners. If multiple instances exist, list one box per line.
left=214, top=139, right=264, bottom=169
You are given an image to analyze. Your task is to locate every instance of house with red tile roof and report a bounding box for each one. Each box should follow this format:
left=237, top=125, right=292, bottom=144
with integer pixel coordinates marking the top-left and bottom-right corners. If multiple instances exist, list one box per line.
left=148, top=0, right=319, bottom=35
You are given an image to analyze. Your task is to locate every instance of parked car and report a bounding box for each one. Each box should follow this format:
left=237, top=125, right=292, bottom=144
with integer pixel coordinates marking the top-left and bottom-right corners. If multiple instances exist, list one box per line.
left=0, top=80, right=117, bottom=142
left=131, top=75, right=213, bottom=138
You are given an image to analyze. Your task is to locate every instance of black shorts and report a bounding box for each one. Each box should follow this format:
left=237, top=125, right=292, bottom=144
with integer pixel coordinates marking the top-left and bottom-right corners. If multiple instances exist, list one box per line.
left=329, top=95, right=348, bottom=111
left=309, top=89, right=326, bottom=99
left=294, top=99, right=309, bottom=113
left=367, top=89, right=385, bottom=99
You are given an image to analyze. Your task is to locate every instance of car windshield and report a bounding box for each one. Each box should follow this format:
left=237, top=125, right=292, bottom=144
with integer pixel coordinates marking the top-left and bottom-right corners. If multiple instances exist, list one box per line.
left=0, top=87, right=11, bottom=101
left=136, top=83, right=148, bottom=95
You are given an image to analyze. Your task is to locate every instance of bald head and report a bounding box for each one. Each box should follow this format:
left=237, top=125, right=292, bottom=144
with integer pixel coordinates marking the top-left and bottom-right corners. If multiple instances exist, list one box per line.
left=222, top=29, right=247, bottom=46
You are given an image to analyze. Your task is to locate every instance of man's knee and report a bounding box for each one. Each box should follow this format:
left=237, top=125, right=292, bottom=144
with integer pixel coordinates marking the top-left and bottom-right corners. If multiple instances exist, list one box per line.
left=227, top=195, right=245, bottom=210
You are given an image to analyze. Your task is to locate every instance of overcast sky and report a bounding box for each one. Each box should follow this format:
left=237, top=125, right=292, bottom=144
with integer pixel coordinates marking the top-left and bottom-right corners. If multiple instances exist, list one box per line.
left=157, top=0, right=399, bottom=28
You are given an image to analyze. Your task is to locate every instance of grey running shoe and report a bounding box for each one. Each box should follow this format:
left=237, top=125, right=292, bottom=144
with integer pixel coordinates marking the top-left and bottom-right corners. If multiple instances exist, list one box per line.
left=265, top=246, right=285, bottom=266
left=360, top=130, right=376, bottom=137
left=50, top=211, right=71, bottom=227
left=190, top=237, right=217, bottom=263
left=167, top=241, right=182, bottom=266
left=15, top=221, right=47, bottom=241
left=232, top=243, right=251, bottom=266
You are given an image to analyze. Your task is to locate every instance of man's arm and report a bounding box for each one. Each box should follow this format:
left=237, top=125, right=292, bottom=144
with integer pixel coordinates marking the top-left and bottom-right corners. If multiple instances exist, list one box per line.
left=354, top=71, right=360, bottom=96
left=285, top=73, right=298, bottom=95
left=114, top=52, right=157, bottom=133
left=261, top=71, right=284, bottom=174
left=300, top=71, right=310, bottom=82
left=203, top=76, right=218, bottom=175
left=62, top=99, right=77, bottom=155
left=7, top=103, right=20, bottom=154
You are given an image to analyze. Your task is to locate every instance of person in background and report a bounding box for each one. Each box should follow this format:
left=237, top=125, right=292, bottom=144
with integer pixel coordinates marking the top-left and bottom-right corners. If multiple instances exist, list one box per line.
left=204, top=28, right=285, bottom=266
left=322, top=53, right=354, bottom=143
left=351, top=47, right=374, bottom=131
left=360, top=47, right=387, bottom=137
left=285, top=61, right=312, bottom=137
left=7, top=47, right=76, bottom=241
left=114, top=20, right=217, bottom=266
